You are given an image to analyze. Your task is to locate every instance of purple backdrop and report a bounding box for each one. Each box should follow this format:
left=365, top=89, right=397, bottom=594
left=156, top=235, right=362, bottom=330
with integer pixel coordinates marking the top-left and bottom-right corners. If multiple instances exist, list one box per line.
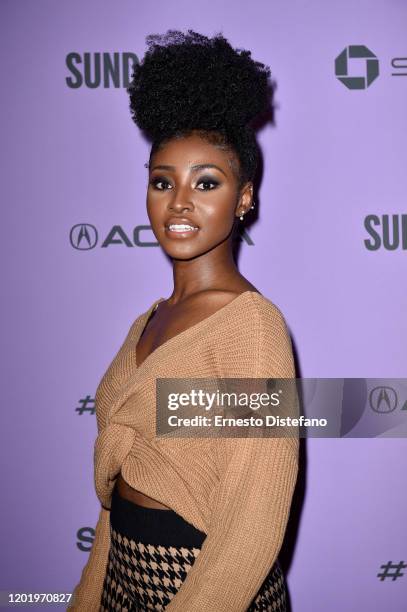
left=1, top=0, right=406, bottom=610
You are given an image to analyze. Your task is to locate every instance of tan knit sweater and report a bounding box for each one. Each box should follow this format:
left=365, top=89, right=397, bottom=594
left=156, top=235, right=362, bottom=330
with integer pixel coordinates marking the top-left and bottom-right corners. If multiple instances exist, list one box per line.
left=68, top=290, right=299, bottom=611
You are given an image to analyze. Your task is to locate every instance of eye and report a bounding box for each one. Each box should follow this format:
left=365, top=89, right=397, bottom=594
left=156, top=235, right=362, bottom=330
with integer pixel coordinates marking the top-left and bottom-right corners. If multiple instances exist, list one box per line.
left=196, top=176, right=220, bottom=191
left=149, top=177, right=173, bottom=190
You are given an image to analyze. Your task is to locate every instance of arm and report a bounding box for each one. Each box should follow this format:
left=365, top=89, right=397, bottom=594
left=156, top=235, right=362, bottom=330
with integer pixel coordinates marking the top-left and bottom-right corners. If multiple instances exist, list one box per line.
left=165, top=435, right=298, bottom=612
left=68, top=315, right=144, bottom=609
left=165, top=298, right=299, bottom=611
left=67, top=506, right=111, bottom=611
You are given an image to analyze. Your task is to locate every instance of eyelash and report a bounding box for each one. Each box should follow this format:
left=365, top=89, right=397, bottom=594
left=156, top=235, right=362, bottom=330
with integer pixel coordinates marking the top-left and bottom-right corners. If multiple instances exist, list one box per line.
left=149, top=176, right=220, bottom=191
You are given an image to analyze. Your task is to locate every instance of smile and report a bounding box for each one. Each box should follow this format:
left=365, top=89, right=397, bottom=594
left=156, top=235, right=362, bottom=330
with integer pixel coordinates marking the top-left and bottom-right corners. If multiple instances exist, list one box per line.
left=166, top=224, right=199, bottom=233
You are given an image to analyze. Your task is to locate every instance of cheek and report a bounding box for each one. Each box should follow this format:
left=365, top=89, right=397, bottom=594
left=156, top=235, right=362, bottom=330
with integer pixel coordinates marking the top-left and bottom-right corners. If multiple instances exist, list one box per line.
left=200, top=192, right=236, bottom=224
left=146, top=196, right=165, bottom=222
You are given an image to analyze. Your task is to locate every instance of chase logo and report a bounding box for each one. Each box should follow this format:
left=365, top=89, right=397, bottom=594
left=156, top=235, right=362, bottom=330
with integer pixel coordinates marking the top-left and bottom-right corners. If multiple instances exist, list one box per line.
left=335, top=45, right=379, bottom=89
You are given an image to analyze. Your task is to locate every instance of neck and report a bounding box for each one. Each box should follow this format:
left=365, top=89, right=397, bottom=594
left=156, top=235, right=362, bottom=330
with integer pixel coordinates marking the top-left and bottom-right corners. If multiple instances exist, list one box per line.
left=169, top=235, right=243, bottom=301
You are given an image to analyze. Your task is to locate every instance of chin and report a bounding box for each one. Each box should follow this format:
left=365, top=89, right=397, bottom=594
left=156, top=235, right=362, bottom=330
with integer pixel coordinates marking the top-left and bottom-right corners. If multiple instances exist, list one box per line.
left=161, top=243, right=204, bottom=260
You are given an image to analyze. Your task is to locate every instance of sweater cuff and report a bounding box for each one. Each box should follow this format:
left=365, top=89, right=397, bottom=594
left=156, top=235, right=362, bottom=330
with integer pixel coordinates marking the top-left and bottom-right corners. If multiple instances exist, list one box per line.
left=67, top=506, right=111, bottom=611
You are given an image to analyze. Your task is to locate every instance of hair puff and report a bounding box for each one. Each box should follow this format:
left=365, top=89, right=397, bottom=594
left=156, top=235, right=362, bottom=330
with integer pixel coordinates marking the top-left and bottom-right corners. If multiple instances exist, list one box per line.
left=127, top=29, right=273, bottom=185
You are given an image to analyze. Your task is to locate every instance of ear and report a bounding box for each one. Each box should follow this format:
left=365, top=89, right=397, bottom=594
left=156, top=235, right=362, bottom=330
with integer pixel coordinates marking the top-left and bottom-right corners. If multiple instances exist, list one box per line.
left=235, top=182, right=254, bottom=219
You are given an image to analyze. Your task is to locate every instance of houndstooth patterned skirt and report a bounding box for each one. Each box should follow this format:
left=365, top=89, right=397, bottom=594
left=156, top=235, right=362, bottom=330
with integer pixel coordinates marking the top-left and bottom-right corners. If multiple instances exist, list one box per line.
left=100, top=482, right=287, bottom=611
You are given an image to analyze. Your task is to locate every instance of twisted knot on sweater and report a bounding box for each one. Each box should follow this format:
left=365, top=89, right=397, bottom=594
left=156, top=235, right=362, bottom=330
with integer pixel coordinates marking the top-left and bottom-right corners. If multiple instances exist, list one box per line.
left=93, top=422, right=136, bottom=508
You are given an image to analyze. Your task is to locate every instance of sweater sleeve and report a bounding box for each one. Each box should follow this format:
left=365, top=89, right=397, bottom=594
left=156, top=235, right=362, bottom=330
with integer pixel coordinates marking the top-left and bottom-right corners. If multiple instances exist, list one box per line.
left=165, top=299, right=299, bottom=611
left=67, top=315, right=143, bottom=610
left=67, top=505, right=111, bottom=611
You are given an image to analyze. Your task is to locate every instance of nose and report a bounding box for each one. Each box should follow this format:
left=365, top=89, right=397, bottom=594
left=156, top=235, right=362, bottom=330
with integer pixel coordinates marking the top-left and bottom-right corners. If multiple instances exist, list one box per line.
left=168, top=188, right=194, bottom=213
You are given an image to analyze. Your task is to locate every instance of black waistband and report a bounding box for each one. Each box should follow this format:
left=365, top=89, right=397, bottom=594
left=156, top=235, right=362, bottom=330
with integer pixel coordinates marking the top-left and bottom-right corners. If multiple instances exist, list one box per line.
left=110, top=481, right=207, bottom=548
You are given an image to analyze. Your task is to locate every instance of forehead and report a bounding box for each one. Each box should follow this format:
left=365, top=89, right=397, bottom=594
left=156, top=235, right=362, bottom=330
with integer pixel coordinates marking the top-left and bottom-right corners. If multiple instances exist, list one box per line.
left=151, top=133, right=239, bottom=176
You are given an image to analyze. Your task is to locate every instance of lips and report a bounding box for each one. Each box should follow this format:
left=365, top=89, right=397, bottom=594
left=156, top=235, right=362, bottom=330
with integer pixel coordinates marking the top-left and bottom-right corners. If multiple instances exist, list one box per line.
left=164, top=217, right=200, bottom=238
left=165, top=217, right=199, bottom=230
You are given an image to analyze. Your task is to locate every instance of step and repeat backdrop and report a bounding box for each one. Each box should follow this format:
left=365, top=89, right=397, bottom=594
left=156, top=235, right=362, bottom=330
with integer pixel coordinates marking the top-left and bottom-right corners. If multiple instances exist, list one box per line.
left=2, top=0, right=406, bottom=610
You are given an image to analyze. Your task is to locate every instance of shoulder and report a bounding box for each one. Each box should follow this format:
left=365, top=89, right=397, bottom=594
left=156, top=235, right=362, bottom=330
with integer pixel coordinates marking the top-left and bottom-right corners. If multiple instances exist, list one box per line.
left=220, top=291, right=291, bottom=340
left=248, top=292, right=291, bottom=333
left=189, top=289, right=288, bottom=317
left=197, top=289, right=290, bottom=337
left=207, top=291, right=295, bottom=376
left=253, top=296, right=296, bottom=378
left=244, top=292, right=295, bottom=378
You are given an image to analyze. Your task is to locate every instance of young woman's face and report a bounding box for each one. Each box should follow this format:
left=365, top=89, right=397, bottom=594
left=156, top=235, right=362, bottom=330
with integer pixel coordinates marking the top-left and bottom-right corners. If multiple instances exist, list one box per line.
left=146, top=132, right=252, bottom=260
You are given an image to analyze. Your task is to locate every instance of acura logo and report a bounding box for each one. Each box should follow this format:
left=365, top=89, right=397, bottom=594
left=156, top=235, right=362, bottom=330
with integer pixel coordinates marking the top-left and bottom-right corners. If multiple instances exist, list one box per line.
left=70, top=224, right=98, bottom=250
left=369, top=386, right=397, bottom=413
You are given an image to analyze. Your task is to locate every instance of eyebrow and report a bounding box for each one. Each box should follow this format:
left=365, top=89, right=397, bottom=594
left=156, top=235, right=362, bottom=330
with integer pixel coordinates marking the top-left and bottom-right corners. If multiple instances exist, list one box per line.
left=150, top=163, right=227, bottom=178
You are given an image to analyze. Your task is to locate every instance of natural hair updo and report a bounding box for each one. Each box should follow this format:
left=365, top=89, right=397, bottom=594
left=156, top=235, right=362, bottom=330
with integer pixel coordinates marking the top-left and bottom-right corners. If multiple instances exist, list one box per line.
left=127, top=29, right=273, bottom=190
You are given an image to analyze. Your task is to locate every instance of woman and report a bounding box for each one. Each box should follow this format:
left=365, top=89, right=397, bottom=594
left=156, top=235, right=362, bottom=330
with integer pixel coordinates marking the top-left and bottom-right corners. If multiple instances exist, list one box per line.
left=69, top=29, right=299, bottom=611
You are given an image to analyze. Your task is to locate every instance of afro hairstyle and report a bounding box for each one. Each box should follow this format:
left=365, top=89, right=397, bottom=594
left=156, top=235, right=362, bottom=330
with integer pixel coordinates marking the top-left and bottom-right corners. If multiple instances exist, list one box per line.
left=127, top=29, right=273, bottom=189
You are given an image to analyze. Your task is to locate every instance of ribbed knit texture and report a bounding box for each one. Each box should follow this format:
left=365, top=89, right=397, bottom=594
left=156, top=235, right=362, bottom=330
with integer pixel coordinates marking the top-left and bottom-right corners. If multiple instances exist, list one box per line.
left=68, top=291, right=299, bottom=611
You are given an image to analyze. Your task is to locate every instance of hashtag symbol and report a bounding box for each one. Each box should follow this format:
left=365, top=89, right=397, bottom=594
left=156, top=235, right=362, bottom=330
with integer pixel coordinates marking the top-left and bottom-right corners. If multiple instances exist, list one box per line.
left=76, top=395, right=96, bottom=415
left=377, top=561, right=407, bottom=581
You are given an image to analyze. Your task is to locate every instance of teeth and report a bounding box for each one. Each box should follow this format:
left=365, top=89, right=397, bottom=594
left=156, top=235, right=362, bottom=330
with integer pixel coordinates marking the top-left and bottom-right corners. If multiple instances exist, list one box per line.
left=168, top=224, right=198, bottom=231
